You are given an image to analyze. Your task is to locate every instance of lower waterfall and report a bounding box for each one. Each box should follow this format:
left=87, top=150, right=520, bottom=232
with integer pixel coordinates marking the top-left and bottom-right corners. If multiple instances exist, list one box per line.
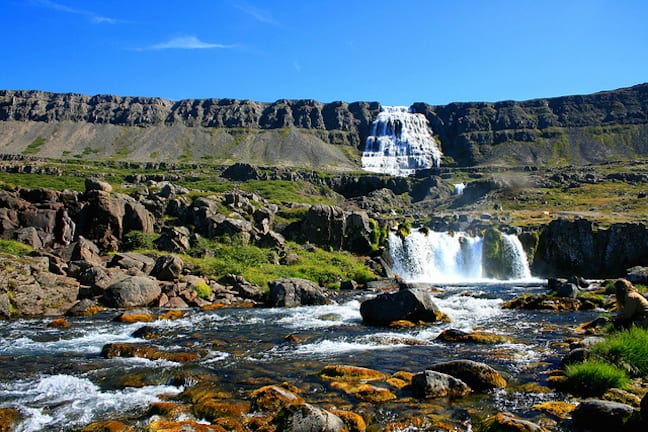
left=388, top=230, right=533, bottom=282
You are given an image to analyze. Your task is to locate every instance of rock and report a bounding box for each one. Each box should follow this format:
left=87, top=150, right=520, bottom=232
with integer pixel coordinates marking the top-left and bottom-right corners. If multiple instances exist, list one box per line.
left=571, top=399, right=637, bottom=432
left=224, top=274, right=266, bottom=302
left=66, top=298, right=103, bottom=316
left=0, top=254, right=79, bottom=317
left=103, top=276, right=161, bottom=308
left=151, top=255, right=184, bottom=281
left=274, top=403, right=346, bottom=432
left=81, top=421, right=134, bottom=432
left=70, top=237, right=103, bottom=265
left=85, top=177, right=112, bottom=193
left=131, top=325, right=159, bottom=339
left=427, top=360, right=506, bottom=391
left=109, top=252, right=155, bottom=273
left=251, top=384, right=305, bottom=412
left=365, top=278, right=400, bottom=291
left=302, top=204, right=346, bottom=249
left=154, top=226, right=191, bottom=253
left=256, top=230, right=286, bottom=249
left=411, top=370, right=471, bottom=398
left=101, top=343, right=200, bottom=363
left=561, top=348, right=590, bottom=366
left=436, top=329, right=510, bottom=344
left=0, top=407, right=20, bottom=432
left=319, top=365, right=387, bottom=382
left=480, top=412, right=547, bottom=432
left=627, top=266, right=648, bottom=285
left=359, top=288, right=443, bottom=325
left=555, top=282, right=580, bottom=298
left=115, top=309, right=155, bottom=323
left=207, top=217, right=254, bottom=244
left=267, top=278, right=329, bottom=307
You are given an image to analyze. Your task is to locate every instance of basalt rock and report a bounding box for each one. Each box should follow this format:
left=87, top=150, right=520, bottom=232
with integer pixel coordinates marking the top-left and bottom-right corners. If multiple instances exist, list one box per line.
left=360, top=288, right=443, bottom=326
left=267, top=278, right=329, bottom=307
left=103, top=276, right=161, bottom=308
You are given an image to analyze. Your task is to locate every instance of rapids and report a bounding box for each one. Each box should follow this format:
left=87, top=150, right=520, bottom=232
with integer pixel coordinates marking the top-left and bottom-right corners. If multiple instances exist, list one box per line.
left=0, top=282, right=593, bottom=431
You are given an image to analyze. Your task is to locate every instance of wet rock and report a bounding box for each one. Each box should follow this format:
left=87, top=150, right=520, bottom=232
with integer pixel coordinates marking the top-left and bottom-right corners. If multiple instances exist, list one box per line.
left=330, top=382, right=397, bottom=403
left=411, top=370, right=471, bottom=398
left=531, top=401, right=576, bottom=419
left=151, top=255, right=184, bottom=281
left=360, top=288, right=443, bottom=325
left=100, top=342, right=200, bottom=363
left=193, top=399, right=250, bottom=422
left=274, top=403, right=346, bottom=432
left=330, top=410, right=366, bottom=432
left=131, top=325, right=159, bottom=339
left=0, top=408, right=20, bottom=432
left=103, top=276, right=161, bottom=308
left=66, top=298, right=103, bottom=316
left=480, top=412, right=547, bottom=432
left=428, top=360, right=507, bottom=391
left=365, top=278, right=400, bottom=291
left=571, top=399, right=637, bottom=432
left=555, top=282, right=580, bottom=298
left=267, top=278, right=329, bottom=307
left=80, top=421, right=134, bottom=432
left=47, top=317, right=69, bottom=328
left=145, top=419, right=223, bottom=432
left=251, top=384, right=305, bottom=412
left=114, top=309, right=155, bottom=323
left=319, top=365, right=387, bottom=382
left=626, top=266, right=648, bottom=285
left=436, top=328, right=511, bottom=344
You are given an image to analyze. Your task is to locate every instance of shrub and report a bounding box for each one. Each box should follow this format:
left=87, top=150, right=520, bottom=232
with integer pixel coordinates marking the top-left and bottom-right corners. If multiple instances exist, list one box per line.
left=564, top=360, right=629, bottom=396
left=195, top=282, right=212, bottom=299
left=122, top=231, right=158, bottom=251
left=592, top=327, right=648, bottom=376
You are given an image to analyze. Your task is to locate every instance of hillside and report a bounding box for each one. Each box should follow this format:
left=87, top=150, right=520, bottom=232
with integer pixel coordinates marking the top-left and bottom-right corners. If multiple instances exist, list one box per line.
left=0, top=84, right=647, bottom=168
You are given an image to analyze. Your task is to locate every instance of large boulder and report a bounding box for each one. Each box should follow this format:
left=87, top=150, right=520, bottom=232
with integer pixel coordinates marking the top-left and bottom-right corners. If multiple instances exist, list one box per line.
left=267, top=278, right=329, bottom=307
left=411, top=370, right=471, bottom=398
left=151, top=255, right=184, bottom=281
left=0, top=254, right=79, bottom=317
left=571, top=399, right=637, bottom=432
left=427, top=360, right=507, bottom=391
left=103, top=276, right=161, bottom=308
left=360, top=288, right=442, bottom=325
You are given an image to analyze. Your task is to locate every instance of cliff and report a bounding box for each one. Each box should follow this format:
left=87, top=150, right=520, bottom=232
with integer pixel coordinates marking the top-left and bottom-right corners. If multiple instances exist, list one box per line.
left=0, top=83, right=647, bottom=168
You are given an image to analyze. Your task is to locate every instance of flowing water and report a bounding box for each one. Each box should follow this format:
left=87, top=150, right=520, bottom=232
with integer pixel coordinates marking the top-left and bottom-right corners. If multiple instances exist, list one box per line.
left=361, top=106, right=442, bottom=176
left=0, top=232, right=592, bottom=431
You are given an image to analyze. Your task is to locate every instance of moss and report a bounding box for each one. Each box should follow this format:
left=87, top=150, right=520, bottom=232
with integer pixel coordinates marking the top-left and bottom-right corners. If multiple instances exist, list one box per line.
left=22, top=136, right=46, bottom=155
left=195, top=281, right=212, bottom=299
left=396, top=221, right=411, bottom=240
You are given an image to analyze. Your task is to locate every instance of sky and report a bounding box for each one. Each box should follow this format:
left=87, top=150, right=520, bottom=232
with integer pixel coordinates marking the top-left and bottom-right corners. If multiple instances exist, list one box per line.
left=1, top=0, right=647, bottom=106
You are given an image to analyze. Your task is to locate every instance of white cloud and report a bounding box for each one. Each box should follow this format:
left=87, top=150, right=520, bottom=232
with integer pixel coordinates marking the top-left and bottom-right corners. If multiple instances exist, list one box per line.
left=234, top=1, right=279, bottom=26
left=33, top=0, right=122, bottom=24
left=147, top=36, right=236, bottom=50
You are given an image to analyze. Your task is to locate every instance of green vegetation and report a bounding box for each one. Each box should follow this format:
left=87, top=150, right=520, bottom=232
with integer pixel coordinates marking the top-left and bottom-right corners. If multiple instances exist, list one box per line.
left=0, top=239, right=32, bottom=256
left=592, top=327, right=648, bottom=376
left=369, top=219, right=388, bottom=251
left=396, top=221, right=411, bottom=240
left=177, top=240, right=375, bottom=288
left=195, top=281, right=212, bottom=299
left=0, top=172, right=86, bottom=192
left=122, top=231, right=159, bottom=251
left=22, top=137, right=46, bottom=155
left=564, top=360, right=629, bottom=396
left=240, top=180, right=335, bottom=205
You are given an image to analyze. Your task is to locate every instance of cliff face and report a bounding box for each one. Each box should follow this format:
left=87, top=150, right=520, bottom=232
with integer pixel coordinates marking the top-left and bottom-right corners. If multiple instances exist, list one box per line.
left=1, top=84, right=647, bottom=168
left=414, top=83, right=648, bottom=165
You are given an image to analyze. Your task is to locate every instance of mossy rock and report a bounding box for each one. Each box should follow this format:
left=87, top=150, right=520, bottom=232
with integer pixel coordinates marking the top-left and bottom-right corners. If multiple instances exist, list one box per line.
left=330, top=410, right=367, bottom=432
left=330, top=382, right=397, bottom=403
left=480, top=412, right=549, bottom=432
left=251, top=384, right=305, bottom=412
left=147, top=402, right=191, bottom=419
left=145, top=420, right=225, bottom=432
left=532, top=401, right=577, bottom=419
left=193, top=399, right=250, bottom=421
left=81, top=421, right=135, bottom=432
left=319, top=365, right=387, bottom=382
left=0, top=408, right=20, bottom=432
left=436, top=328, right=511, bottom=344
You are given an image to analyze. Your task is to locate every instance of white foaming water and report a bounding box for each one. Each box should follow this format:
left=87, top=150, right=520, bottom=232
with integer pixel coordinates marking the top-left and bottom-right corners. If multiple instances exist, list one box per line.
left=502, top=233, right=533, bottom=280
left=389, top=231, right=483, bottom=283
left=361, top=106, right=442, bottom=176
left=453, top=182, right=466, bottom=195
left=389, top=230, right=534, bottom=283
left=273, top=300, right=362, bottom=329
left=1, top=374, right=181, bottom=431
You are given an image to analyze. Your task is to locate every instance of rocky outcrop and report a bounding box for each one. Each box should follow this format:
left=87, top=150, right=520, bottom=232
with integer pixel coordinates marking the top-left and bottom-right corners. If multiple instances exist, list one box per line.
left=532, top=219, right=648, bottom=278
left=2, top=84, right=648, bottom=167
left=267, top=278, right=329, bottom=307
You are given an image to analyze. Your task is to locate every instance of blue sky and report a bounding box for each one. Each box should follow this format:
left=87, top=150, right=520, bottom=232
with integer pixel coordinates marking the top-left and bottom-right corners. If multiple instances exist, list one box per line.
left=2, top=0, right=647, bottom=105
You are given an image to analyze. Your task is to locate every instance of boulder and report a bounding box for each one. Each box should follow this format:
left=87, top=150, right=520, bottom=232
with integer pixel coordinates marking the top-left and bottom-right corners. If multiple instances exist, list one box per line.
left=273, top=403, right=346, bottom=432
left=207, top=217, right=254, bottom=244
left=480, top=412, right=547, bottom=432
left=571, top=399, right=637, bottom=432
left=151, top=255, right=184, bottom=281
left=427, top=360, right=507, bottom=391
left=411, top=370, right=471, bottom=398
left=627, top=266, right=648, bottom=285
left=302, top=204, right=346, bottom=249
left=555, top=282, right=580, bottom=298
left=85, top=177, right=112, bottom=193
left=360, top=288, right=442, bottom=325
left=70, top=237, right=103, bottom=265
left=267, top=278, right=329, bottom=307
left=0, top=254, right=80, bottom=317
left=224, top=274, right=266, bottom=302
left=103, top=276, right=161, bottom=308
left=109, top=252, right=155, bottom=274
left=154, top=226, right=191, bottom=253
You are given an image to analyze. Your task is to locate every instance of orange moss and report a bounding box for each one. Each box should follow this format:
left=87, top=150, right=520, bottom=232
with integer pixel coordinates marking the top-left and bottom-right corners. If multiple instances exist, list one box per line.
left=319, top=365, right=387, bottom=382
left=145, top=420, right=226, bottom=432
left=157, top=310, right=186, bottom=320
left=47, top=317, right=69, bottom=328
left=81, top=421, right=135, bottom=432
left=251, top=384, right=305, bottom=412
left=330, top=410, right=367, bottom=432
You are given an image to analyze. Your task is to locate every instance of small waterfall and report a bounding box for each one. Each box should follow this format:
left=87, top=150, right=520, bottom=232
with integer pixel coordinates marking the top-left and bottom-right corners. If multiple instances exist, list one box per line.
left=501, top=233, right=532, bottom=280
left=388, top=230, right=533, bottom=282
left=454, top=183, right=466, bottom=195
left=361, top=106, right=442, bottom=176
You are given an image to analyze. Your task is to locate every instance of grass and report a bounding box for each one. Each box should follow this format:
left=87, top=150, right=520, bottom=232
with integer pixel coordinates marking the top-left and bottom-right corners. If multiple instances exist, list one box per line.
left=239, top=180, right=336, bottom=205
left=0, top=172, right=86, bottom=192
left=0, top=239, right=33, bottom=256
left=176, top=240, right=376, bottom=289
left=564, top=360, right=629, bottom=396
left=22, top=137, right=46, bottom=155
left=592, top=327, right=648, bottom=376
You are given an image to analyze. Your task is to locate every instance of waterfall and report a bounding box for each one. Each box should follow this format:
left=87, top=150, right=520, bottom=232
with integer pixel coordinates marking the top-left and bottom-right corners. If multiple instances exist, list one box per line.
left=388, top=230, right=533, bottom=282
left=361, top=106, right=442, bottom=176
left=454, top=183, right=466, bottom=195
left=501, top=233, right=533, bottom=280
